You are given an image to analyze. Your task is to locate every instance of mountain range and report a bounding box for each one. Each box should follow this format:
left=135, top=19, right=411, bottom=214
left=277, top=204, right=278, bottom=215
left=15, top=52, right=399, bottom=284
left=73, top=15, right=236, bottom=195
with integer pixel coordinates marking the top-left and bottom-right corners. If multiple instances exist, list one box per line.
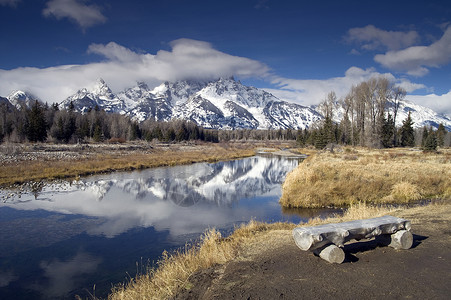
left=4, top=77, right=451, bottom=131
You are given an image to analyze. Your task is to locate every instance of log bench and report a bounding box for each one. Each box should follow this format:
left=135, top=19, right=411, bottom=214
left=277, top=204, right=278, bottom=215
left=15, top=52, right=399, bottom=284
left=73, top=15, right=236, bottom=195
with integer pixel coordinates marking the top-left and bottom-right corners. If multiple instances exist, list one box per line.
left=292, top=216, right=413, bottom=263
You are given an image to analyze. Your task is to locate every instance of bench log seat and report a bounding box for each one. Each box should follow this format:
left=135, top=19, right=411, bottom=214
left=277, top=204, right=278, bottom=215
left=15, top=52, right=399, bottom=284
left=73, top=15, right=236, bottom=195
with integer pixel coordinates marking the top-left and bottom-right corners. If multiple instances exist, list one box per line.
left=292, top=215, right=413, bottom=263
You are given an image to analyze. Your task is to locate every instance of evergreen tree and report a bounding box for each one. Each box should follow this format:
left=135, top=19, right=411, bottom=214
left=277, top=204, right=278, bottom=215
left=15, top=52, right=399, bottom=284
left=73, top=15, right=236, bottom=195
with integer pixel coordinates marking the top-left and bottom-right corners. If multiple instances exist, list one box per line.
left=421, top=126, right=429, bottom=148
left=26, top=101, right=47, bottom=142
left=314, top=131, right=327, bottom=149
left=323, top=116, right=335, bottom=144
left=380, top=113, right=395, bottom=148
left=76, top=117, right=90, bottom=141
left=423, top=131, right=437, bottom=151
left=93, top=123, right=103, bottom=142
left=436, top=123, right=446, bottom=147
left=165, top=127, right=176, bottom=142
left=400, top=112, right=415, bottom=147
left=129, top=123, right=141, bottom=140
left=339, top=115, right=352, bottom=145
left=0, top=124, right=3, bottom=143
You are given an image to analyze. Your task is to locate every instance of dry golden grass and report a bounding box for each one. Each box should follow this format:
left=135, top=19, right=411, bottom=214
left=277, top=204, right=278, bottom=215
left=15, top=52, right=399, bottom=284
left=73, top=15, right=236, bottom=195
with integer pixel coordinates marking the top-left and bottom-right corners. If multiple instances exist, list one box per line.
left=106, top=201, right=399, bottom=300
left=280, top=148, right=451, bottom=208
left=107, top=145, right=451, bottom=299
left=0, top=144, right=256, bottom=187
left=108, top=229, right=235, bottom=300
left=107, top=221, right=293, bottom=300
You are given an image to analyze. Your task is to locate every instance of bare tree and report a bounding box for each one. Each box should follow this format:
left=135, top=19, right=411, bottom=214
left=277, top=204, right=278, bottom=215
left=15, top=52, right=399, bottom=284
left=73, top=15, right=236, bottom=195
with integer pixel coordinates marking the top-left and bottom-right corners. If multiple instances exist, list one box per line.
left=318, top=91, right=336, bottom=119
left=391, top=86, right=406, bottom=146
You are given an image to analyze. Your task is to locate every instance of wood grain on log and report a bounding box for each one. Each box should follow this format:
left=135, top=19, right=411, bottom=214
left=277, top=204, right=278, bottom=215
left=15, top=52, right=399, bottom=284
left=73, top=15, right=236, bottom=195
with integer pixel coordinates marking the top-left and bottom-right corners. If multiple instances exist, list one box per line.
left=293, top=216, right=411, bottom=252
left=314, top=244, right=345, bottom=264
left=389, top=230, right=413, bottom=250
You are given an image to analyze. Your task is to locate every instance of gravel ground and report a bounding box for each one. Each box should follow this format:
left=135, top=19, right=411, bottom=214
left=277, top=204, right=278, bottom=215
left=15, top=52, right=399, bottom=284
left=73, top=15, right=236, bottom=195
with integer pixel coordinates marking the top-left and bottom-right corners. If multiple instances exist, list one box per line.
left=173, top=204, right=451, bottom=300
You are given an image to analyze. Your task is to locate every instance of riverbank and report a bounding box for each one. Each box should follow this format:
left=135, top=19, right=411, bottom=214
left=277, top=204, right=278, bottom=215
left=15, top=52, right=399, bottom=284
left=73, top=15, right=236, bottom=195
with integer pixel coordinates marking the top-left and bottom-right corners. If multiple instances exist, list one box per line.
left=107, top=201, right=451, bottom=299
left=0, top=141, right=295, bottom=188
left=106, top=147, right=451, bottom=300
left=280, top=147, right=451, bottom=208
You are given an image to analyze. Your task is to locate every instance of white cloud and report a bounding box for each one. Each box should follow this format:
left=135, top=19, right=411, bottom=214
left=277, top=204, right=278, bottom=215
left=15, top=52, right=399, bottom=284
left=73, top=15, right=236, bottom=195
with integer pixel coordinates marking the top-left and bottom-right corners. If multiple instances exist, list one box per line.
left=87, top=42, right=142, bottom=63
left=0, top=38, right=443, bottom=115
left=267, top=67, right=426, bottom=107
left=0, top=0, right=20, bottom=7
left=0, top=39, right=270, bottom=103
left=254, top=0, right=270, bottom=10
left=346, top=25, right=419, bottom=51
left=408, top=91, right=451, bottom=117
left=37, top=252, right=101, bottom=298
left=42, top=0, right=106, bottom=30
left=374, top=26, right=451, bottom=76
left=0, top=270, right=18, bottom=287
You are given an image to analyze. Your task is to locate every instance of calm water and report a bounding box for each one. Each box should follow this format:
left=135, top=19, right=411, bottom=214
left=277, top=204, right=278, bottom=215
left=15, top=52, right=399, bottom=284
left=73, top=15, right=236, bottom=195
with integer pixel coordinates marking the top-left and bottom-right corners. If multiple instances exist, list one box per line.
left=0, top=154, right=339, bottom=299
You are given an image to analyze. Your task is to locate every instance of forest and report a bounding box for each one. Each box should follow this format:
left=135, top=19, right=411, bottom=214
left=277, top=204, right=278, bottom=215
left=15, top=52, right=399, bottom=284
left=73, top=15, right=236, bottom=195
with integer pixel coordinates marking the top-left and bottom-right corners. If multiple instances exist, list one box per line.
left=0, top=77, right=449, bottom=150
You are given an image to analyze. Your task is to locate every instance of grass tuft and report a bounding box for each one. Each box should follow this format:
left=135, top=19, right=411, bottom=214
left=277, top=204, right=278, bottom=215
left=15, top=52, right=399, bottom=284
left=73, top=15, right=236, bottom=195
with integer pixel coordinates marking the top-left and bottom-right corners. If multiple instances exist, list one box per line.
left=385, top=182, right=422, bottom=203
left=280, top=148, right=451, bottom=208
left=108, top=229, right=237, bottom=300
left=107, top=220, right=295, bottom=300
left=0, top=143, right=256, bottom=187
left=106, top=202, right=400, bottom=299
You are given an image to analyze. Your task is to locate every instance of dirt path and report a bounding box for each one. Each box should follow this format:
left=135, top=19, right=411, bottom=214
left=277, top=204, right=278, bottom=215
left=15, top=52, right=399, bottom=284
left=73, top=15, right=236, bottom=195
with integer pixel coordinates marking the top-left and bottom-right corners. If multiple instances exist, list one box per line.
left=174, top=204, right=451, bottom=299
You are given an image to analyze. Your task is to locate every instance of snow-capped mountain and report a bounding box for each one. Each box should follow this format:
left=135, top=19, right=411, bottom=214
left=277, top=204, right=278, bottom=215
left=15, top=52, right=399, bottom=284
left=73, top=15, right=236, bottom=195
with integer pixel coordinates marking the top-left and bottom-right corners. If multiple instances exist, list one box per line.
left=58, top=77, right=322, bottom=129
left=118, top=82, right=170, bottom=122
left=59, top=78, right=129, bottom=114
left=328, top=97, right=451, bottom=131
left=393, top=99, right=451, bottom=131
left=3, top=77, right=451, bottom=130
left=181, top=77, right=322, bottom=129
left=0, top=96, right=9, bottom=105
left=170, top=77, right=322, bottom=129
left=7, top=90, right=40, bottom=109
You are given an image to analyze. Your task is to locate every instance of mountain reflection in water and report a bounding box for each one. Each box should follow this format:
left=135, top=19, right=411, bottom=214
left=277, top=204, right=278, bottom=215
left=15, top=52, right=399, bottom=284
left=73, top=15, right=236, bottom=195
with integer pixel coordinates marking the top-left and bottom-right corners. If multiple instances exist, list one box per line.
left=1, top=155, right=299, bottom=238
left=0, top=155, right=339, bottom=299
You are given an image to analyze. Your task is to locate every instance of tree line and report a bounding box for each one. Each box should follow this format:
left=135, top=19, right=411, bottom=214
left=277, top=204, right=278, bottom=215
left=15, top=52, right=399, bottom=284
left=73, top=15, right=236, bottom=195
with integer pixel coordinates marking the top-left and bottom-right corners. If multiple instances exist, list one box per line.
left=0, top=101, right=221, bottom=144
left=0, top=77, right=449, bottom=151
left=301, top=77, right=450, bottom=151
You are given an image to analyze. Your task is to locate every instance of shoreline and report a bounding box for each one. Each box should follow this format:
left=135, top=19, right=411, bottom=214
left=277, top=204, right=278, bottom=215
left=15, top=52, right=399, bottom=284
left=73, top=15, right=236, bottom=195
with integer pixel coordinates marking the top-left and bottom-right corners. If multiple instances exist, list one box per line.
left=280, top=147, right=451, bottom=208
left=107, top=201, right=451, bottom=299
left=105, top=146, right=450, bottom=299
left=0, top=141, right=297, bottom=188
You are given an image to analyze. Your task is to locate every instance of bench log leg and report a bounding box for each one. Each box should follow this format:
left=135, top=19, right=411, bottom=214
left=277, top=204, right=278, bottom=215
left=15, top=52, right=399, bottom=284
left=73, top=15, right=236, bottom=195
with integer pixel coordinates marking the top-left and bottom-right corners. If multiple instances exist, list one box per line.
left=313, top=244, right=345, bottom=264
left=378, top=230, right=413, bottom=250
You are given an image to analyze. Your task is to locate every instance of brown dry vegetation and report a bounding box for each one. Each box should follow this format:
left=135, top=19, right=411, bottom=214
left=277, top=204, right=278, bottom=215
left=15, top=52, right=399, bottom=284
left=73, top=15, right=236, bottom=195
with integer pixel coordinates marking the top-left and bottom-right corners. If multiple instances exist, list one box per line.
left=107, top=222, right=294, bottom=300
left=105, top=147, right=451, bottom=300
left=280, top=147, right=451, bottom=208
left=106, top=202, right=405, bottom=300
left=0, top=142, right=261, bottom=187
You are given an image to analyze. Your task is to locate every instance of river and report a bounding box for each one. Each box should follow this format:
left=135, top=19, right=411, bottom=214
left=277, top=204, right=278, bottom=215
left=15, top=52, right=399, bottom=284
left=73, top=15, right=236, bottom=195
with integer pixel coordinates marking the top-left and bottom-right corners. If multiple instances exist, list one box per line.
left=0, top=154, right=339, bottom=299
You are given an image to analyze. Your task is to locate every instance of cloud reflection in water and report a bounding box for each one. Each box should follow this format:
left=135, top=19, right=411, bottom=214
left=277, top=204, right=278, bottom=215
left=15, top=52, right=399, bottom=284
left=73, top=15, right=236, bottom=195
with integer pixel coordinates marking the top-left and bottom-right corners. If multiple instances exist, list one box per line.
left=1, top=156, right=299, bottom=238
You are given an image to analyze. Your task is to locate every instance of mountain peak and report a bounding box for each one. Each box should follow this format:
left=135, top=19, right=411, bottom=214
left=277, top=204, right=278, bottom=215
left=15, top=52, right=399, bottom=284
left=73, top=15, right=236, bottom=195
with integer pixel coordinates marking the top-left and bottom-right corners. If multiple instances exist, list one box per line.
left=91, top=78, right=113, bottom=96
left=218, top=76, right=236, bottom=82
left=49, top=78, right=451, bottom=131
left=7, top=90, right=33, bottom=100
left=136, top=81, right=149, bottom=90
left=7, top=90, right=40, bottom=109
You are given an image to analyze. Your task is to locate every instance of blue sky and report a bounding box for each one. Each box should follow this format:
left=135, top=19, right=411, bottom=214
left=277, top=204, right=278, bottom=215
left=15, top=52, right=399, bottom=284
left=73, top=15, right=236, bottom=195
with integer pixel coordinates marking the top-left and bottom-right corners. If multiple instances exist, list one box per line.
left=1, top=0, right=451, bottom=116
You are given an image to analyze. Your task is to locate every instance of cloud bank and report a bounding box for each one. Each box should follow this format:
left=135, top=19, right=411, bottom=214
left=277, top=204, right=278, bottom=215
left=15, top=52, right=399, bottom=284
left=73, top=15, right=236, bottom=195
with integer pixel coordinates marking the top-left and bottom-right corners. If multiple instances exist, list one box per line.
left=268, top=67, right=426, bottom=106
left=43, top=0, right=106, bottom=29
left=346, top=25, right=419, bottom=51
left=0, top=0, right=20, bottom=7
left=0, top=38, right=448, bottom=116
left=0, top=39, right=270, bottom=103
left=408, top=91, right=451, bottom=117
left=374, top=26, right=451, bottom=76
